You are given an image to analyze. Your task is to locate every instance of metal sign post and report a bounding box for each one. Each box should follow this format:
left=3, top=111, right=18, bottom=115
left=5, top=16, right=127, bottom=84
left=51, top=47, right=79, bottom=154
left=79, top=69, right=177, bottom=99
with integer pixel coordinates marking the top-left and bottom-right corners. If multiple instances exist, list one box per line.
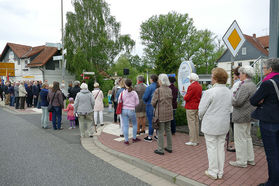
left=222, top=20, right=245, bottom=85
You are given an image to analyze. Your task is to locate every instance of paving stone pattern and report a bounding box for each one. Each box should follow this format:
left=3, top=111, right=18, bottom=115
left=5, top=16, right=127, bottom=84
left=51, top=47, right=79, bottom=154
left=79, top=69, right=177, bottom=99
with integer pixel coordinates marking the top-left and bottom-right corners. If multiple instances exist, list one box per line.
left=98, top=124, right=268, bottom=186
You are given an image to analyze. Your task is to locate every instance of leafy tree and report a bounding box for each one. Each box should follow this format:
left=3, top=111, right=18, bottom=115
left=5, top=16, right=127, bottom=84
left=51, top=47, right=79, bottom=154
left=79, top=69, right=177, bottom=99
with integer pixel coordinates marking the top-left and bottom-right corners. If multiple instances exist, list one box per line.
left=140, top=12, right=200, bottom=74
left=193, top=30, right=225, bottom=74
left=108, top=54, right=140, bottom=83
left=64, top=0, right=135, bottom=78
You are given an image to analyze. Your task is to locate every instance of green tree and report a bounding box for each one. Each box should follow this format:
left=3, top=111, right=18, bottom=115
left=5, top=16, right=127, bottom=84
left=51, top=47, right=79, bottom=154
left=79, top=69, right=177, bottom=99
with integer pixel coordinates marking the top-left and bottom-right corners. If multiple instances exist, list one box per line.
left=64, top=0, right=135, bottom=78
left=140, top=12, right=200, bottom=74
left=108, top=54, right=139, bottom=83
left=193, top=30, right=225, bottom=74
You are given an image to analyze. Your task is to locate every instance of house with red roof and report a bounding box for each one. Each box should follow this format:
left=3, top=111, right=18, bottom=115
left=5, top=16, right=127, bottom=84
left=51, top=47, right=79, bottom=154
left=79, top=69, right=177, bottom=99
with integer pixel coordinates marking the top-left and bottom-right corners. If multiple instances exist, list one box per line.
left=217, top=34, right=269, bottom=84
left=0, top=42, right=75, bottom=84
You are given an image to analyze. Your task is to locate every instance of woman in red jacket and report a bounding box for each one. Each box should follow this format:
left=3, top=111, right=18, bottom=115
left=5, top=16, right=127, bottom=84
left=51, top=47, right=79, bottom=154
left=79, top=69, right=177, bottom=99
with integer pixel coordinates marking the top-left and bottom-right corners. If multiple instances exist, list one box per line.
left=184, top=73, right=202, bottom=146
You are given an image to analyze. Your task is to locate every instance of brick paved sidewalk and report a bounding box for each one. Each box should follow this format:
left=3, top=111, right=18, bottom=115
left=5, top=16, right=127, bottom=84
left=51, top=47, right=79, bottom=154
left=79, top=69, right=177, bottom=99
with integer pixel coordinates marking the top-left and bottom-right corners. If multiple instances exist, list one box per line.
left=98, top=124, right=268, bottom=186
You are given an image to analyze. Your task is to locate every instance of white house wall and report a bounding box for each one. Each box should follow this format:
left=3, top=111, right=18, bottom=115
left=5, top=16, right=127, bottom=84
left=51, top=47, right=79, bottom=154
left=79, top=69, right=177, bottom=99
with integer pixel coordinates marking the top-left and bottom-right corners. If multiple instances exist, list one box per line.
left=217, top=59, right=259, bottom=85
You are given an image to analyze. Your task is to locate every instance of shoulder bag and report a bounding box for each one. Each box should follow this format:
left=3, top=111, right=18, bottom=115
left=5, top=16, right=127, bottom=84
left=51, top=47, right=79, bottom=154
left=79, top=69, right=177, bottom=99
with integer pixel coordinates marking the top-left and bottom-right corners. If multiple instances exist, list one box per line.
left=270, top=79, right=279, bottom=101
left=116, top=92, right=123, bottom=115
left=48, top=91, right=56, bottom=112
left=152, top=89, right=160, bottom=130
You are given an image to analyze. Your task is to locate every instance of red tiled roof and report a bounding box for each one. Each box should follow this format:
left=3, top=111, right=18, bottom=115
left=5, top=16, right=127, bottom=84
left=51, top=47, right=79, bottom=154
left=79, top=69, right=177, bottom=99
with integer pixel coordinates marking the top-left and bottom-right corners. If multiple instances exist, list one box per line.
left=22, top=45, right=45, bottom=58
left=243, top=34, right=269, bottom=56
left=7, top=43, right=32, bottom=58
left=27, top=46, right=57, bottom=67
left=257, top=36, right=269, bottom=49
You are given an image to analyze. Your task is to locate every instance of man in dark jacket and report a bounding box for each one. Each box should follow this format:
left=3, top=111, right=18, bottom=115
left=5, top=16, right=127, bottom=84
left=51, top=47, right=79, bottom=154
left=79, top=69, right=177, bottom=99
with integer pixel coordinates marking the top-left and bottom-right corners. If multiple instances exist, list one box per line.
left=8, top=82, right=15, bottom=106
left=26, top=83, right=33, bottom=107
left=0, top=83, right=3, bottom=101
left=14, top=82, right=20, bottom=109
left=71, top=81, right=81, bottom=100
left=32, top=81, right=39, bottom=107
left=71, top=81, right=81, bottom=126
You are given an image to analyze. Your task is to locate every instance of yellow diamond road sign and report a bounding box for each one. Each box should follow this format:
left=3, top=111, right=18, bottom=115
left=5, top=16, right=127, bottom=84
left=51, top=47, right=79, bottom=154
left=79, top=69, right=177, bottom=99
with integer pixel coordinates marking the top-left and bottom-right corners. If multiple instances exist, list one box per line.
left=223, top=20, right=245, bottom=57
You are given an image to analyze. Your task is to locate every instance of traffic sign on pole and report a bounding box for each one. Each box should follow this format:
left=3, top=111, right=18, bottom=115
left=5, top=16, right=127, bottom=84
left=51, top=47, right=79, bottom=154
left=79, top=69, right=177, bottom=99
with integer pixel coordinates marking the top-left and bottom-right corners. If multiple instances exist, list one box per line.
left=222, top=20, right=245, bottom=57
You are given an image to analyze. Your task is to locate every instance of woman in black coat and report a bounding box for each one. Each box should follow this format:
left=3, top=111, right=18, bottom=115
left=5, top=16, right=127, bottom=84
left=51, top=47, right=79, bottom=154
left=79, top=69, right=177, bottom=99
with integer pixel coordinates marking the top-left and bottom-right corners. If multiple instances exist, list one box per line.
left=250, top=58, right=279, bottom=186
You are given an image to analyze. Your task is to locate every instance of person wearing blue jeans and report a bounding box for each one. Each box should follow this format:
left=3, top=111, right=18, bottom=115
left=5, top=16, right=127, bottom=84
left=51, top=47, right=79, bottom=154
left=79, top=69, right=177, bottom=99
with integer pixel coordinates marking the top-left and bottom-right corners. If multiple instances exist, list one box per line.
left=250, top=58, right=279, bottom=186
left=47, top=81, right=64, bottom=130
left=122, top=109, right=138, bottom=142
left=52, top=106, right=62, bottom=130
left=120, top=79, right=140, bottom=145
left=143, top=74, right=158, bottom=142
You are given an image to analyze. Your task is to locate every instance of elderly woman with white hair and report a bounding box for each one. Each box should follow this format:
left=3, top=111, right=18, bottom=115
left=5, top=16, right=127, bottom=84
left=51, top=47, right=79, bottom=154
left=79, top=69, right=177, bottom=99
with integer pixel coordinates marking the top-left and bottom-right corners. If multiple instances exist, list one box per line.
left=92, top=82, right=104, bottom=126
left=151, top=74, right=173, bottom=155
left=74, top=83, right=95, bottom=138
left=229, top=66, right=257, bottom=168
left=184, top=73, right=203, bottom=146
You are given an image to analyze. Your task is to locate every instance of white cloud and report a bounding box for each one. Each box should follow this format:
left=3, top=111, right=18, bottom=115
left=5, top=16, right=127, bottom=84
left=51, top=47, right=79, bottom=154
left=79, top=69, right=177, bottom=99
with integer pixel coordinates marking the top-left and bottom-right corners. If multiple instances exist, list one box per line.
left=0, top=0, right=270, bottom=57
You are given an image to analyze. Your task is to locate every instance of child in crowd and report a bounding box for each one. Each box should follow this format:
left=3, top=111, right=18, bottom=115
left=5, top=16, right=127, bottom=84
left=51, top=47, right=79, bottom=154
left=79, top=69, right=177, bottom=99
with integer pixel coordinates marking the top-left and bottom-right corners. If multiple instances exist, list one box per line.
left=64, top=98, right=75, bottom=129
left=108, top=90, right=112, bottom=112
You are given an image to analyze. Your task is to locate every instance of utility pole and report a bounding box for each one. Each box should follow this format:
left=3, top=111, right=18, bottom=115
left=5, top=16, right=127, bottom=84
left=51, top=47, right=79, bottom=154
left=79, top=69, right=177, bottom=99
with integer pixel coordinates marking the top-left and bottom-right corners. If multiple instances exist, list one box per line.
left=61, top=0, right=65, bottom=81
left=269, top=0, right=279, bottom=58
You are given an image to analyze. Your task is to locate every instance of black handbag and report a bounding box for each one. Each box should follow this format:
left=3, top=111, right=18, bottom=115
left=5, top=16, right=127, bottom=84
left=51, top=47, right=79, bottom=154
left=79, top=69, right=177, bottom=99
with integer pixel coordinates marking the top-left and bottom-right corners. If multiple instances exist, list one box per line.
left=48, top=91, right=56, bottom=112
left=152, top=89, right=160, bottom=130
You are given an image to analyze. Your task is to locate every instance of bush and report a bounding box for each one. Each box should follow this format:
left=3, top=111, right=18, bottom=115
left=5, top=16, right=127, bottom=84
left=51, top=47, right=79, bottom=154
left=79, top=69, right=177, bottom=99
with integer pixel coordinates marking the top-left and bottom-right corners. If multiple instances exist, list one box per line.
left=103, top=96, right=109, bottom=107
left=175, top=105, right=187, bottom=126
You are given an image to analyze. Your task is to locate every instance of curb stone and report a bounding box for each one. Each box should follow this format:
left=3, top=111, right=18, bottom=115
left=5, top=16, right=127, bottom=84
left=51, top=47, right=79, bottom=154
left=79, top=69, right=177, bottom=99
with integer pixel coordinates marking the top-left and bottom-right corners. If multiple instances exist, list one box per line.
left=92, top=135, right=205, bottom=186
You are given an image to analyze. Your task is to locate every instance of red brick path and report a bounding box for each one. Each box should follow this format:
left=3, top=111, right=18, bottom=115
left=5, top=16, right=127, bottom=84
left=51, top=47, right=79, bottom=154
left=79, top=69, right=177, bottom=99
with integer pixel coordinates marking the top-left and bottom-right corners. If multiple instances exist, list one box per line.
left=98, top=128, right=268, bottom=186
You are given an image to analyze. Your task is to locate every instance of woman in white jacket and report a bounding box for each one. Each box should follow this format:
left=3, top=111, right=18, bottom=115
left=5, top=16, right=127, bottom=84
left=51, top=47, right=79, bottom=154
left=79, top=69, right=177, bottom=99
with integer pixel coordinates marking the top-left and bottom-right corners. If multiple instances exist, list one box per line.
left=199, top=68, right=232, bottom=180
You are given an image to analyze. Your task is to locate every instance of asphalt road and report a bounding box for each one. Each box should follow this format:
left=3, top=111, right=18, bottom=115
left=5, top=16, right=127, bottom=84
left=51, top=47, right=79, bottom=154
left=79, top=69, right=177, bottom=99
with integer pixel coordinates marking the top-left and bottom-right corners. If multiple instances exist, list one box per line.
left=0, top=107, right=149, bottom=186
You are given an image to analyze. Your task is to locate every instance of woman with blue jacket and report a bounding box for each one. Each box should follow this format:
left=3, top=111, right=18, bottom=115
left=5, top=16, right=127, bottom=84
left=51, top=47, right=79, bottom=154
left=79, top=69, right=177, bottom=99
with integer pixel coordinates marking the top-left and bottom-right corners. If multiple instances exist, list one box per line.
left=40, top=83, right=50, bottom=129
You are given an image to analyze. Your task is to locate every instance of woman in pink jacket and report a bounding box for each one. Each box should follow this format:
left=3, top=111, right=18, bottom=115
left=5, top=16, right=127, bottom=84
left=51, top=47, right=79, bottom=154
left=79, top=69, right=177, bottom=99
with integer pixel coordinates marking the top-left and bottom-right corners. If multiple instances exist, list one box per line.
left=92, top=83, right=104, bottom=126
left=119, top=79, right=140, bottom=145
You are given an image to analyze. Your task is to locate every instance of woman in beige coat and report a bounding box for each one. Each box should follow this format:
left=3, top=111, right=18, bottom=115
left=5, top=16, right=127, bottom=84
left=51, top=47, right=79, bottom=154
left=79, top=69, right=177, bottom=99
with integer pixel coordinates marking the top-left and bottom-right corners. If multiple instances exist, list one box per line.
left=92, top=82, right=104, bottom=126
left=151, top=74, right=173, bottom=155
left=19, top=81, right=27, bottom=109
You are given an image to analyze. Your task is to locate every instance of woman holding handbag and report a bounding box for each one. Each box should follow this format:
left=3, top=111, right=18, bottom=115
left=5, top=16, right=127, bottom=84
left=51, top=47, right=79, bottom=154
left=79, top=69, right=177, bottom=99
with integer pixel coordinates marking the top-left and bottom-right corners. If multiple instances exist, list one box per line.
left=120, top=79, right=140, bottom=145
left=92, top=82, right=104, bottom=126
left=151, top=74, right=173, bottom=155
left=47, top=81, right=64, bottom=130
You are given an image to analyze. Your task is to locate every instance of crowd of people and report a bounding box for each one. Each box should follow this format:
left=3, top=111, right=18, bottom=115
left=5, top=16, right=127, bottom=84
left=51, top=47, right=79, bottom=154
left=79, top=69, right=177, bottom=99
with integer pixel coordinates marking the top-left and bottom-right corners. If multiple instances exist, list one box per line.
left=1, top=58, right=278, bottom=186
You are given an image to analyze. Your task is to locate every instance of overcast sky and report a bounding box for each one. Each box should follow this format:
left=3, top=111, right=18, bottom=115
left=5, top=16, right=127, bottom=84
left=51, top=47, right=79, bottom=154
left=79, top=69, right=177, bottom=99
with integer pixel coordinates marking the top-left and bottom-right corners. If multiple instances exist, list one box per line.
left=0, top=0, right=270, bottom=57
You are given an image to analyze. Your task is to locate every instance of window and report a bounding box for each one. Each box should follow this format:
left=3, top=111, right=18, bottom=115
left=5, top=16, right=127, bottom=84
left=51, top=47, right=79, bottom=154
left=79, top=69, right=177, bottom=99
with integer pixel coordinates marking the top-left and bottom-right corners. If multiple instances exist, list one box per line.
left=250, top=61, right=254, bottom=66
left=242, top=47, right=247, bottom=55
left=17, top=60, right=20, bottom=65
left=238, top=62, right=242, bottom=67
left=25, top=60, right=28, bottom=68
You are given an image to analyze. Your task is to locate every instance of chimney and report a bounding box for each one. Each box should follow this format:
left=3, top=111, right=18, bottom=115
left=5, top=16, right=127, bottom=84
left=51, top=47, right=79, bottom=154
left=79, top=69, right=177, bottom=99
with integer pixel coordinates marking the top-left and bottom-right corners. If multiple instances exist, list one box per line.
left=253, top=33, right=256, bottom=38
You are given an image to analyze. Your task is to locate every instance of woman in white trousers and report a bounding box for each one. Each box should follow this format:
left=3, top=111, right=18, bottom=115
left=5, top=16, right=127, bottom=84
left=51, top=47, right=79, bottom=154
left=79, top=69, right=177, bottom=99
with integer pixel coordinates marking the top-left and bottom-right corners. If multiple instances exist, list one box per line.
left=199, top=68, right=232, bottom=180
left=92, top=83, right=104, bottom=126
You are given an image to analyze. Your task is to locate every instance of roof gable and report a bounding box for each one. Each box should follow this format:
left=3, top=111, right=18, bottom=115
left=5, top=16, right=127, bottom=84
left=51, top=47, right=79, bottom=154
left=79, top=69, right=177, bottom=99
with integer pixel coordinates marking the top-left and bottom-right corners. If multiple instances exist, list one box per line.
left=27, top=46, right=58, bottom=67
left=243, top=34, right=268, bottom=56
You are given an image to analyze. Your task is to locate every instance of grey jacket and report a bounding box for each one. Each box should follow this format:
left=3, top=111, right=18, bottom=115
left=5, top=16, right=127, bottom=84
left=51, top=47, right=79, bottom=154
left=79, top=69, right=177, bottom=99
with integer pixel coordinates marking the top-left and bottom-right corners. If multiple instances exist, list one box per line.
left=135, top=83, right=146, bottom=113
left=232, top=79, right=256, bottom=123
left=74, top=89, right=94, bottom=115
left=14, top=85, right=19, bottom=97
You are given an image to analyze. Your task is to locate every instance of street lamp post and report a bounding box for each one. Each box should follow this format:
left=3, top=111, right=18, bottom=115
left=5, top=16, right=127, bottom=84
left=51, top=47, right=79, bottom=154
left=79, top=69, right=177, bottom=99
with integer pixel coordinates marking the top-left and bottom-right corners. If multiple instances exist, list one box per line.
left=61, top=0, right=65, bottom=82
